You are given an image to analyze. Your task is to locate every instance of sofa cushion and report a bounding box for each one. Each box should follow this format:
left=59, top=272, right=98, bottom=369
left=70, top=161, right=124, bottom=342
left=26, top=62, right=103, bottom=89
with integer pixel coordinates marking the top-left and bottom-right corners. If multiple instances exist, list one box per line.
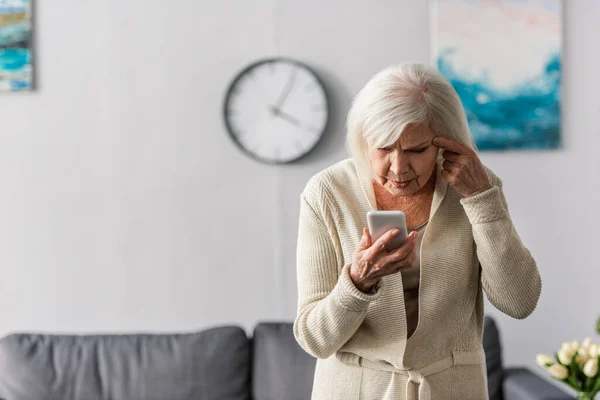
left=252, top=323, right=316, bottom=400
left=0, top=326, right=250, bottom=400
left=484, top=316, right=503, bottom=400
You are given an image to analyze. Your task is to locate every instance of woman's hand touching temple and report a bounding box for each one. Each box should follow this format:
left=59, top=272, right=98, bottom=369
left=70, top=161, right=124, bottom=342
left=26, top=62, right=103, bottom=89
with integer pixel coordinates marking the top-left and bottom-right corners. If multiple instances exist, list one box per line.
left=433, top=137, right=491, bottom=198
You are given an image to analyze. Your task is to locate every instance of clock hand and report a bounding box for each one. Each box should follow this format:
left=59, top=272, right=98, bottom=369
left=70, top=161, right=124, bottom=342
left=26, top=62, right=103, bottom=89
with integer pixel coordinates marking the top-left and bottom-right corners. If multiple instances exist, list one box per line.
left=273, top=68, right=298, bottom=110
left=271, top=107, right=302, bottom=127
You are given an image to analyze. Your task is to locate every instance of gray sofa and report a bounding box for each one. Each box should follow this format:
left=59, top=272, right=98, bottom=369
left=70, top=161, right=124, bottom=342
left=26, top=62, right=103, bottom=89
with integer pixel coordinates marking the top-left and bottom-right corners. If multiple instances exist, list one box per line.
left=0, top=316, right=572, bottom=400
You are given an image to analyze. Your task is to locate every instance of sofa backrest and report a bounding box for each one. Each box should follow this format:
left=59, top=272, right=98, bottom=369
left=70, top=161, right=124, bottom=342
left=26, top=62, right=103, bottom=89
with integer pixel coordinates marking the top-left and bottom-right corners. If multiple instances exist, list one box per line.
left=252, top=323, right=316, bottom=400
left=0, top=316, right=503, bottom=400
left=484, top=316, right=504, bottom=400
left=0, top=326, right=251, bottom=400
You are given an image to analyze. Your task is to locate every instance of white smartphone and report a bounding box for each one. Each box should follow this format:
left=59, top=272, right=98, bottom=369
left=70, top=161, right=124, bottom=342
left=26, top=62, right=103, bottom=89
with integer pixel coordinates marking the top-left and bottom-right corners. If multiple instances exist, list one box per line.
left=366, top=210, right=408, bottom=252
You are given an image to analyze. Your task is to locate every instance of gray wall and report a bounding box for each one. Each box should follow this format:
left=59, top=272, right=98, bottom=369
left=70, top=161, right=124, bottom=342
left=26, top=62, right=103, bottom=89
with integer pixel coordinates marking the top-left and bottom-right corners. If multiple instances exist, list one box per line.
left=0, top=0, right=598, bottom=376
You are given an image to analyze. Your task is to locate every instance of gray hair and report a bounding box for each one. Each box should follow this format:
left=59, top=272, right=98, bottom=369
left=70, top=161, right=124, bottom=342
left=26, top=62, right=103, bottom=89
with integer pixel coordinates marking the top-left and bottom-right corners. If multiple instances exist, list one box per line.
left=346, top=63, right=476, bottom=175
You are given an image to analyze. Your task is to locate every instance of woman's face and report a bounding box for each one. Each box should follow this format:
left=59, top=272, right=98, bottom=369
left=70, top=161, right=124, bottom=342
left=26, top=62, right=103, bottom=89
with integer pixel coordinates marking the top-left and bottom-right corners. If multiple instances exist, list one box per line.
left=368, top=124, right=439, bottom=196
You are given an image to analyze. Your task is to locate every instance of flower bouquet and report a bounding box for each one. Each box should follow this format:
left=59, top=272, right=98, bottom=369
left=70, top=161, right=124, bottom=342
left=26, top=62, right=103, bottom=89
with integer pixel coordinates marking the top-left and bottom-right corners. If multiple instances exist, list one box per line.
left=537, top=338, right=600, bottom=400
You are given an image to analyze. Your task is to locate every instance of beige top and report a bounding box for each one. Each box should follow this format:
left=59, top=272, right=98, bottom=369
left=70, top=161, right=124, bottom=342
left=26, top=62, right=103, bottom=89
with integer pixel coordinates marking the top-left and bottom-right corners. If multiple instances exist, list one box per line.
left=294, top=157, right=541, bottom=400
left=402, top=223, right=427, bottom=340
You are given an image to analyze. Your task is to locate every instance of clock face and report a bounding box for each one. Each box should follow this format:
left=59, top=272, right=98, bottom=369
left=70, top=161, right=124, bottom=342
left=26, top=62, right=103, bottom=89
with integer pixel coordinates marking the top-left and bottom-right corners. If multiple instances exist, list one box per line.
left=223, top=58, right=330, bottom=164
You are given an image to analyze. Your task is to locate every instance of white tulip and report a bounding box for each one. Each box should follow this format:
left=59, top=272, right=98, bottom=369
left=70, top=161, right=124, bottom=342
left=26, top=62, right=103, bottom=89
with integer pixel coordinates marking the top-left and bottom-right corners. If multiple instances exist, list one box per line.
left=562, top=341, right=573, bottom=351
left=590, top=344, right=599, bottom=358
left=548, top=364, right=569, bottom=380
left=536, top=354, right=555, bottom=367
left=558, top=348, right=574, bottom=366
left=583, top=358, right=598, bottom=378
left=577, top=348, right=591, bottom=367
left=571, top=340, right=580, bottom=351
left=582, top=337, right=593, bottom=350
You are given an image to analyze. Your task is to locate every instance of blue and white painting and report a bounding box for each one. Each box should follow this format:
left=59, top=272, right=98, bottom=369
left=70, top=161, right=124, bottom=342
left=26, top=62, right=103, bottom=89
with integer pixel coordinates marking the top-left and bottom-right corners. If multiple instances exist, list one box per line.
left=0, top=0, right=32, bottom=92
left=431, top=0, right=562, bottom=150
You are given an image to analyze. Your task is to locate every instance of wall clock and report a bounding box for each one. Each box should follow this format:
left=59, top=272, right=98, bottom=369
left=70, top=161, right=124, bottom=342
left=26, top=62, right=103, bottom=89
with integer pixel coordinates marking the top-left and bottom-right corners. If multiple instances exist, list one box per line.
left=223, top=58, right=330, bottom=164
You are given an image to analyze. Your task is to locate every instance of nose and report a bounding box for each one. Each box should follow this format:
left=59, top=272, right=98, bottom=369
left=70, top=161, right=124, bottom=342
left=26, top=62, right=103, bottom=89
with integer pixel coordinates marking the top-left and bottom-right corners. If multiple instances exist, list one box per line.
left=390, top=150, right=411, bottom=178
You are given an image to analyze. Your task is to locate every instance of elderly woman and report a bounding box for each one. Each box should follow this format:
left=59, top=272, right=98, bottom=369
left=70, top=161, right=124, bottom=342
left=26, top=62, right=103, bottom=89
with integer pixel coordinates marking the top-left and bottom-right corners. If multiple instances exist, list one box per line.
left=293, top=63, right=541, bottom=400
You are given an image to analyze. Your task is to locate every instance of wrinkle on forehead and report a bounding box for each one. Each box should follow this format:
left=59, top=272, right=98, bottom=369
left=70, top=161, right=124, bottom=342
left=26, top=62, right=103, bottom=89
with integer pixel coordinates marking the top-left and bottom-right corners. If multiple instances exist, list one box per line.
left=397, top=123, right=436, bottom=147
left=368, top=121, right=435, bottom=150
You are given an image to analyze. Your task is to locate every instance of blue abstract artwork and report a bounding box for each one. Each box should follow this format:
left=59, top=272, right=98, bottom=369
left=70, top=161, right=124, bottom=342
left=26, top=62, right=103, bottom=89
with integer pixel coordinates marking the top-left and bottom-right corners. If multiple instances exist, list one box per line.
left=0, top=0, right=32, bottom=92
left=431, top=0, right=562, bottom=150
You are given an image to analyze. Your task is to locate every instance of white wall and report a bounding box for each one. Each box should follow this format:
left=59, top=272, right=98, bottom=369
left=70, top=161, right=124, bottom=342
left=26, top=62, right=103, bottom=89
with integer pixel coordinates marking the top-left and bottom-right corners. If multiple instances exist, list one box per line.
left=0, top=0, right=598, bottom=377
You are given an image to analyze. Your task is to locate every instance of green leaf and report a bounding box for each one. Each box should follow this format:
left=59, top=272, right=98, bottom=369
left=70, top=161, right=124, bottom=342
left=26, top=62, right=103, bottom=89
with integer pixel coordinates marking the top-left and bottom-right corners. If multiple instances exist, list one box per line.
left=584, top=376, right=594, bottom=392
left=570, top=353, right=582, bottom=389
left=569, top=374, right=582, bottom=391
left=592, top=376, right=600, bottom=393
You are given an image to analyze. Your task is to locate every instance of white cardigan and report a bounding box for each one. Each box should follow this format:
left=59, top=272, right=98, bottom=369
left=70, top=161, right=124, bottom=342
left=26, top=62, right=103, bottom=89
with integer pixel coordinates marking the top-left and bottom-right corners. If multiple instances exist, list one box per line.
left=294, top=157, right=541, bottom=400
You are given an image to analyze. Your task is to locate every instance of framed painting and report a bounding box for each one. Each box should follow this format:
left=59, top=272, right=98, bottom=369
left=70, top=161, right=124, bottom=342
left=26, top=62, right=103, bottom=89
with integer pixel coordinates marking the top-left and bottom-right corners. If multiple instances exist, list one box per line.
left=0, top=0, right=32, bottom=92
left=431, top=0, right=562, bottom=150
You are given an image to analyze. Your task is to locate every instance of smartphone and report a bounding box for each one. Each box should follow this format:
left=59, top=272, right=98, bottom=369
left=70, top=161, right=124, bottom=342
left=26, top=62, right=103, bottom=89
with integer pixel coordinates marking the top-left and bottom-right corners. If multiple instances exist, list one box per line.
left=366, top=210, right=408, bottom=252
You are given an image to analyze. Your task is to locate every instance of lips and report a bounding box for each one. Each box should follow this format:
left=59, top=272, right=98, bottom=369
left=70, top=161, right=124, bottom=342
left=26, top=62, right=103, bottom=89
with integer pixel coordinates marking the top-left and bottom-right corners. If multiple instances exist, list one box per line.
left=391, top=179, right=412, bottom=188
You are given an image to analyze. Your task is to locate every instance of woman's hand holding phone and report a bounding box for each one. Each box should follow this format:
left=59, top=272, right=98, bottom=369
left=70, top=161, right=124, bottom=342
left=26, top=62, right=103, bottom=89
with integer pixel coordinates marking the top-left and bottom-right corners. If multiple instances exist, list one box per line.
left=349, top=228, right=418, bottom=293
